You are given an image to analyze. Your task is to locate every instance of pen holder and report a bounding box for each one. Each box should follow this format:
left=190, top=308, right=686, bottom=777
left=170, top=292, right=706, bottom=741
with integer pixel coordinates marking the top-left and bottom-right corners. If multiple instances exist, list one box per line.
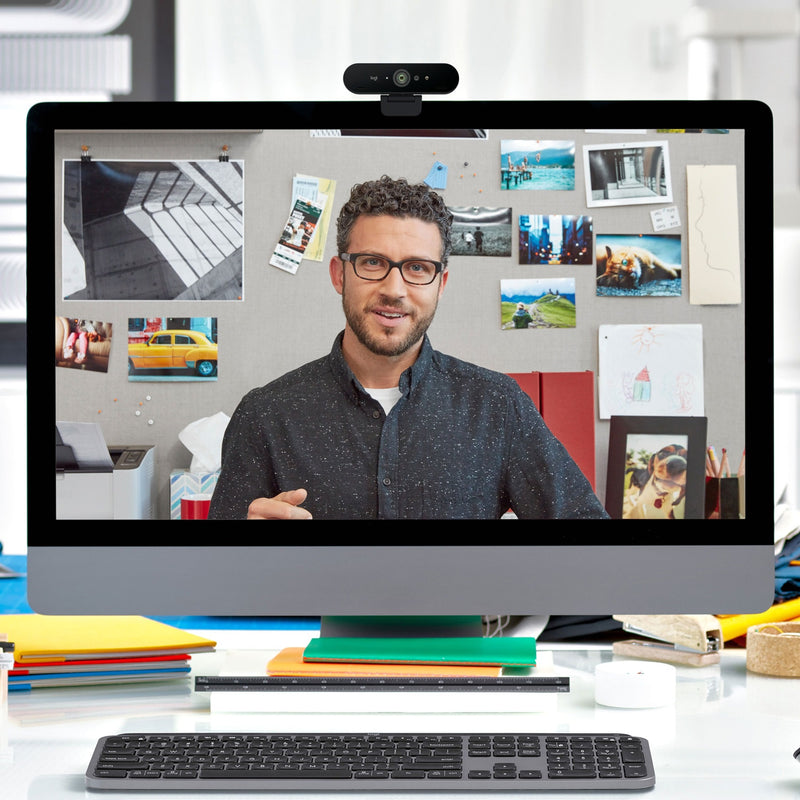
left=746, top=622, right=800, bottom=677
left=705, top=476, right=744, bottom=519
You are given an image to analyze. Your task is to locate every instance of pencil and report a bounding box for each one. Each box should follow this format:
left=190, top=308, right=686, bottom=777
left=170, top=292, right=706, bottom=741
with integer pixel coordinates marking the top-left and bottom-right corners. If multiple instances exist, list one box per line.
left=737, top=449, right=745, bottom=477
left=718, top=448, right=730, bottom=478
left=707, top=446, right=718, bottom=476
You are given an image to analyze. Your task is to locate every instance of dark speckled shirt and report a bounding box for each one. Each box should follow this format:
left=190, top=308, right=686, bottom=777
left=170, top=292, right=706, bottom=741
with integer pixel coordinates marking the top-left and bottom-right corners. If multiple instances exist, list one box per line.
left=208, top=332, right=608, bottom=520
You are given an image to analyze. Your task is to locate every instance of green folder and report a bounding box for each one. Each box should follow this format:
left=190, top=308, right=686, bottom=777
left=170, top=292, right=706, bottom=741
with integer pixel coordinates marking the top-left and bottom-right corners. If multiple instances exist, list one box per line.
left=302, top=637, right=536, bottom=667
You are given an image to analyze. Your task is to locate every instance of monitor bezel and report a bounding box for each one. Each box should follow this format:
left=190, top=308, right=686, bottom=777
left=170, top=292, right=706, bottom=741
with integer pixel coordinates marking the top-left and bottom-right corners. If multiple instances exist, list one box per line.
left=32, top=99, right=773, bottom=554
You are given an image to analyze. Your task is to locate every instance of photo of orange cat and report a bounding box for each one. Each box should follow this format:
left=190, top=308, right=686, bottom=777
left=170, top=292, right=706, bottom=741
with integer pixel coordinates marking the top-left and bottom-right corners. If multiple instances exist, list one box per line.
left=596, top=235, right=681, bottom=297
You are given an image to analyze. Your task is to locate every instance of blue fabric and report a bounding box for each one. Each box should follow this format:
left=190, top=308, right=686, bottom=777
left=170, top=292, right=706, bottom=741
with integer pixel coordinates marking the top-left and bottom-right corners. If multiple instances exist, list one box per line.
left=775, top=533, right=800, bottom=601
left=0, top=555, right=31, bottom=614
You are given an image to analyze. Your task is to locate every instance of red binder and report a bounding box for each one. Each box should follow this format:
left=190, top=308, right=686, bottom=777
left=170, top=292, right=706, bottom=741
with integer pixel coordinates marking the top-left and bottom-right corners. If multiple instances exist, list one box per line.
left=508, top=371, right=595, bottom=490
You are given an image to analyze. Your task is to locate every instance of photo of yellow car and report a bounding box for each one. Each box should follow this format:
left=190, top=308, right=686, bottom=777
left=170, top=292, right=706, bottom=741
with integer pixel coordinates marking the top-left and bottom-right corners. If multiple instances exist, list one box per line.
left=128, top=329, right=218, bottom=378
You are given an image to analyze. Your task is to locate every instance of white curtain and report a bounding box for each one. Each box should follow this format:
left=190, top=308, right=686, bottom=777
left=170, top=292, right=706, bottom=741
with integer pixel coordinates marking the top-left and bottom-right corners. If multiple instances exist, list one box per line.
left=177, top=0, right=592, bottom=102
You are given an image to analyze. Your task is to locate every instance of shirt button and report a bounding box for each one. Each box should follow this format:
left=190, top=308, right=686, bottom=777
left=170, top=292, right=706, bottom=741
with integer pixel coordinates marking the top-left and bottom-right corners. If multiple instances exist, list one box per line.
left=372, top=410, right=381, bottom=419
left=382, top=477, right=391, bottom=486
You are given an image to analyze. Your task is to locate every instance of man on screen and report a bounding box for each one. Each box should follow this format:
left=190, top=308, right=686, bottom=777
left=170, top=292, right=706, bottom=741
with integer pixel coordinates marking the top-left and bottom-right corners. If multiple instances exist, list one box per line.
left=208, top=176, right=607, bottom=520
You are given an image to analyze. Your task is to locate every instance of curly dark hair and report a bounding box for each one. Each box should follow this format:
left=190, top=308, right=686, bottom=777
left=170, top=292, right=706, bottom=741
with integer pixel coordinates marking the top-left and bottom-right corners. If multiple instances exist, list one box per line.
left=336, top=175, right=453, bottom=266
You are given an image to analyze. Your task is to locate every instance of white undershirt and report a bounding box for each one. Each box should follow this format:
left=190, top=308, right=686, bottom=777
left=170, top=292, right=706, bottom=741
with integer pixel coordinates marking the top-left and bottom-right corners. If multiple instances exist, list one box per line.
left=364, top=386, right=402, bottom=415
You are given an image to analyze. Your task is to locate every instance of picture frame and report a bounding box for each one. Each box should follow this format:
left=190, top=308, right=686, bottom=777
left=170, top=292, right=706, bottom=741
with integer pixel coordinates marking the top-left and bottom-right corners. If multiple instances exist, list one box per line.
left=605, top=415, right=707, bottom=520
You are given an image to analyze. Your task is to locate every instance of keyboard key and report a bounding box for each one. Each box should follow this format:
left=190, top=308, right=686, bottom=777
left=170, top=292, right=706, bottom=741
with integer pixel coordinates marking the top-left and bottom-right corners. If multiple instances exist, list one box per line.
left=548, top=768, right=598, bottom=779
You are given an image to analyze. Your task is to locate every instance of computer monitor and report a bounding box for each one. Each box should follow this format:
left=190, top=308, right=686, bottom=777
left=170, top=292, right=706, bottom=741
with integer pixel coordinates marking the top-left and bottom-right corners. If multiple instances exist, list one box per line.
left=30, top=96, right=774, bottom=621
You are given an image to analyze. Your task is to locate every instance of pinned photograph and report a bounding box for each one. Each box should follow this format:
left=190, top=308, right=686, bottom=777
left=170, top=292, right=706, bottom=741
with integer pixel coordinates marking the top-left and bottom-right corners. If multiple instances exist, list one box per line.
left=583, top=141, right=672, bottom=207
left=500, top=278, right=576, bottom=330
left=62, top=160, right=243, bottom=301
left=55, top=317, right=112, bottom=373
left=519, top=214, right=593, bottom=265
left=449, top=206, right=512, bottom=257
left=500, top=140, right=576, bottom=191
left=127, top=317, right=218, bottom=381
left=596, top=234, right=681, bottom=296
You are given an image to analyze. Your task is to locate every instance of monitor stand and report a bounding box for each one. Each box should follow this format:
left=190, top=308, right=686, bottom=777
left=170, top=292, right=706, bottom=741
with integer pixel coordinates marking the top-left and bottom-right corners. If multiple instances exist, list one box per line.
left=319, top=615, right=484, bottom=638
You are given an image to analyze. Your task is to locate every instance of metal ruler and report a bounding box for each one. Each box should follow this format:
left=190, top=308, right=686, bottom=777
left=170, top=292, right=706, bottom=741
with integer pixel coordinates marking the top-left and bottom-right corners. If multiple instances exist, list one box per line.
left=195, top=675, right=569, bottom=693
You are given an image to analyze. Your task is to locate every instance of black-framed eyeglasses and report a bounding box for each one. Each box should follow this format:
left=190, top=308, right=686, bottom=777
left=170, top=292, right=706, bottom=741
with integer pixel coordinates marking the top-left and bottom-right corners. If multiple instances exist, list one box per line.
left=340, top=253, right=444, bottom=286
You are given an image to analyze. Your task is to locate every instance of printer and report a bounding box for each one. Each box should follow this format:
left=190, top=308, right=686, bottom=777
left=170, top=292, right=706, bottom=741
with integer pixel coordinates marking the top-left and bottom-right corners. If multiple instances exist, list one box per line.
left=56, top=422, right=155, bottom=519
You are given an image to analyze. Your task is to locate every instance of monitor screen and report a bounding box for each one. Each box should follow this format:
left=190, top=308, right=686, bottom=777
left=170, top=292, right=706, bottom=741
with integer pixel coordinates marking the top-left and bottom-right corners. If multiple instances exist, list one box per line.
left=30, top=97, right=774, bottom=619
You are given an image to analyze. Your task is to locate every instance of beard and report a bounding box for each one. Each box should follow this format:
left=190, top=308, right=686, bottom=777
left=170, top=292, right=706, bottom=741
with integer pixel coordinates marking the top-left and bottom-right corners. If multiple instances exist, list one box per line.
left=341, top=272, right=440, bottom=358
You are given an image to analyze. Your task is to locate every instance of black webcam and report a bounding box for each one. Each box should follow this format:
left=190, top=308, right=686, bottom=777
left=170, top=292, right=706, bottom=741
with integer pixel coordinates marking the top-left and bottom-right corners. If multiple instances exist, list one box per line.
left=343, top=63, right=459, bottom=116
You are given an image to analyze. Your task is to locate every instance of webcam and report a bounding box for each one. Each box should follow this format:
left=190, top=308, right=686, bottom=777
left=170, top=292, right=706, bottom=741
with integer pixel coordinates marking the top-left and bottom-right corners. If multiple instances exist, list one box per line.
left=343, top=63, right=459, bottom=116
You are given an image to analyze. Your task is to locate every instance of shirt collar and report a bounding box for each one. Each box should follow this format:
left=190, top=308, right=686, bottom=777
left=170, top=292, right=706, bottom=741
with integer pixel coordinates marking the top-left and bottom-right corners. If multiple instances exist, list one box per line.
left=328, top=331, right=435, bottom=403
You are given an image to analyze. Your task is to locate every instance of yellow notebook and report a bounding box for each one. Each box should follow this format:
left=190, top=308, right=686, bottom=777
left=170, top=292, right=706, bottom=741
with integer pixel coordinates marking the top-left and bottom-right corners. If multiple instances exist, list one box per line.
left=0, top=615, right=216, bottom=663
left=268, top=647, right=503, bottom=678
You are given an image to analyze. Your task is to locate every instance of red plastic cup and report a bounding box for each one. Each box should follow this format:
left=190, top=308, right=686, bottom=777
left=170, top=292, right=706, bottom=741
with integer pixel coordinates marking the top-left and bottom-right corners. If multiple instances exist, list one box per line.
left=181, top=493, right=211, bottom=520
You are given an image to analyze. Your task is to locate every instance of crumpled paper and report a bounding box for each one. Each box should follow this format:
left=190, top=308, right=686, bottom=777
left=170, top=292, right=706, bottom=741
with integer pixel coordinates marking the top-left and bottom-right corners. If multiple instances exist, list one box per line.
left=178, top=411, right=230, bottom=473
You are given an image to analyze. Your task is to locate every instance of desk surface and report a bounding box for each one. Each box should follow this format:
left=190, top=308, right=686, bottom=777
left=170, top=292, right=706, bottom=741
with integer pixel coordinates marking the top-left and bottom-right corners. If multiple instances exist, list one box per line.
left=1, top=628, right=799, bottom=799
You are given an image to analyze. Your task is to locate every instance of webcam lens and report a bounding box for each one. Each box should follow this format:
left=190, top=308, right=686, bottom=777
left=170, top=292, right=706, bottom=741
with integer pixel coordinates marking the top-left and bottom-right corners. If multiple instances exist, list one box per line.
left=392, top=69, right=411, bottom=88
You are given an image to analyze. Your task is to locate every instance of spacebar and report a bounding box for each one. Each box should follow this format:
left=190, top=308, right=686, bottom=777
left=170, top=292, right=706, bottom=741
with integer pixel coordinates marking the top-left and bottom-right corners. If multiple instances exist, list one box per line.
left=199, top=768, right=353, bottom=779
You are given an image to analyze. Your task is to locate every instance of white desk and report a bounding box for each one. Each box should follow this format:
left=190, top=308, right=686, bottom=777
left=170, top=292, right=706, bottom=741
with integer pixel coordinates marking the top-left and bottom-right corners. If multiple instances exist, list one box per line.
left=2, top=629, right=799, bottom=799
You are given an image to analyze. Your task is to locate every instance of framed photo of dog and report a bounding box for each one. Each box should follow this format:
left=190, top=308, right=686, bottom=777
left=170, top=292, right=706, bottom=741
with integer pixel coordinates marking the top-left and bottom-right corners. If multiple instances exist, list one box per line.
left=605, top=416, right=707, bottom=520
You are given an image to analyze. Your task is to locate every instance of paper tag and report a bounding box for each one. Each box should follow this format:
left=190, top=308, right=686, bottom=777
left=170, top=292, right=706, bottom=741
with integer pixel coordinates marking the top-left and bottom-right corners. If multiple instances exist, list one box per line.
left=0, top=653, right=13, bottom=670
left=424, top=161, right=448, bottom=189
left=651, top=205, right=680, bottom=231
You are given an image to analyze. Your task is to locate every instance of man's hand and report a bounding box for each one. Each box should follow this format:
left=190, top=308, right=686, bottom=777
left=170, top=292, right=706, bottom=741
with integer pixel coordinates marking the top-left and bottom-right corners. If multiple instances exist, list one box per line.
left=247, top=489, right=312, bottom=519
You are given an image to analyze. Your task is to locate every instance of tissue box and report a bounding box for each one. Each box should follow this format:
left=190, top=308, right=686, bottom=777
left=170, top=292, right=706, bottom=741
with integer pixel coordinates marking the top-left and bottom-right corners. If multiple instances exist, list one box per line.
left=170, top=469, right=220, bottom=519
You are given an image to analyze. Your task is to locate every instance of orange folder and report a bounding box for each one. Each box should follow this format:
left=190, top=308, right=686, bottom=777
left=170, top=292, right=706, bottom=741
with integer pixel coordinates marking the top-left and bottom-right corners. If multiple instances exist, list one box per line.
left=267, top=647, right=502, bottom=678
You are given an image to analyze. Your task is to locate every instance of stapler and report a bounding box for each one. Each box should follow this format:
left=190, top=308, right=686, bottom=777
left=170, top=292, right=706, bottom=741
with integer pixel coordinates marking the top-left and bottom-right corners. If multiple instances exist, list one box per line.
left=611, top=614, right=723, bottom=666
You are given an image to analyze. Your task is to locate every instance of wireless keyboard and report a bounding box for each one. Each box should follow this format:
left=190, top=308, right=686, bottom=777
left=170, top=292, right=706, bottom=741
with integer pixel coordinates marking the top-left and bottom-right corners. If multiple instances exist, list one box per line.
left=86, top=731, right=656, bottom=791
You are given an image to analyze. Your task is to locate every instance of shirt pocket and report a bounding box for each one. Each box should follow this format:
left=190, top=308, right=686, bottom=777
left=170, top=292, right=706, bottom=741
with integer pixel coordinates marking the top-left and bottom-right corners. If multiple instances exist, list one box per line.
left=410, top=481, right=499, bottom=520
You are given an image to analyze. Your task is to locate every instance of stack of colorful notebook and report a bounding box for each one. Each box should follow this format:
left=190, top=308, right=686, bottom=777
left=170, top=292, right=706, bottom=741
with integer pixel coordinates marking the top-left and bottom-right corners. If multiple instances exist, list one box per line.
left=0, top=615, right=216, bottom=691
left=267, top=636, right=537, bottom=677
